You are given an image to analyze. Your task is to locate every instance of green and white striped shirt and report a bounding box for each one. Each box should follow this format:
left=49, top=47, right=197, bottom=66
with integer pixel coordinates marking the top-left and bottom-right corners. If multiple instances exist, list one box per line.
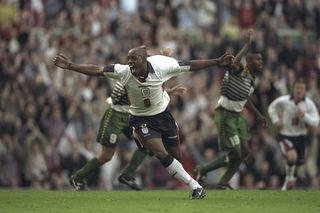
left=216, top=65, right=255, bottom=112
left=106, top=81, right=130, bottom=113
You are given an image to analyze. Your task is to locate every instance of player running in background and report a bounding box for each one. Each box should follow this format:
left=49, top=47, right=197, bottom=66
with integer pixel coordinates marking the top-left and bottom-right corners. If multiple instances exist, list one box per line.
left=53, top=46, right=233, bottom=199
left=195, top=29, right=267, bottom=189
left=268, top=79, right=319, bottom=190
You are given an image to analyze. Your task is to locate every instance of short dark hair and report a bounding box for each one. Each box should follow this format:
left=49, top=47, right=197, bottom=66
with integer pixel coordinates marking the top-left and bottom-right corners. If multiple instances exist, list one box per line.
left=129, top=45, right=148, bottom=59
left=290, top=78, right=307, bottom=97
left=293, top=78, right=306, bottom=86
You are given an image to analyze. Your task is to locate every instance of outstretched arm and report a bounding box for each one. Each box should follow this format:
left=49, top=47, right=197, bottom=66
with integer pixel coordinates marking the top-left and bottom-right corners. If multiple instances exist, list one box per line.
left=53, top=53, right=104, bottom=76
left=189, top=52, right=234, bottom=71
left=233, top=29, right=254, bottom=70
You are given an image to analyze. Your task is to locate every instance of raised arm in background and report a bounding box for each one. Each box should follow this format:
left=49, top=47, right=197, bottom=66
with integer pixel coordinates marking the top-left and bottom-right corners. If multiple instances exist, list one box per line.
left=233, top=29, right=254, bottom=70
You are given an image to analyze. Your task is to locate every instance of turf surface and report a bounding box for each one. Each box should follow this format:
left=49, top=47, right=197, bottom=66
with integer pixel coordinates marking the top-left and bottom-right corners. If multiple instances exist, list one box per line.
left=0, top=189, right=319, bottom=213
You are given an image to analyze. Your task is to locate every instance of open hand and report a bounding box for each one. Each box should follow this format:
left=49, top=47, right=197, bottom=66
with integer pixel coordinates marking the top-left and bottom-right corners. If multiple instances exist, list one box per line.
left=160, top=48, right=174, bottom=57
left=245, top=29, right=255, bottom=44
left=167, top=84, right=187, bottom=96
left=296, top=106, right=305, bottom=118
left=53, top=53, right=71, bottom=69
left=217, top=52, right=234, bottom=67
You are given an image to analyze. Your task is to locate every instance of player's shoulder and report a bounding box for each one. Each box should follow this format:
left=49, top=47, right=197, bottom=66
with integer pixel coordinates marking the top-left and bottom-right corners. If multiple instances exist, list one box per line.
left=274, top=95, right=290, bottom=102
left=283, top=94, right=291, bottom=100
left=304, top=96, right=316, bottom=105
left=147, top=55, right=178, bottom=65
left=114, top=63, right=130, bottom=71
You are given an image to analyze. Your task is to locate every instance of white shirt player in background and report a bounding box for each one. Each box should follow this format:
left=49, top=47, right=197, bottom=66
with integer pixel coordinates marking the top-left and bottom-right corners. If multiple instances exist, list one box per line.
left=268, top=79, right=319, bottom=190
left=53, top=45, right=233, bottom=199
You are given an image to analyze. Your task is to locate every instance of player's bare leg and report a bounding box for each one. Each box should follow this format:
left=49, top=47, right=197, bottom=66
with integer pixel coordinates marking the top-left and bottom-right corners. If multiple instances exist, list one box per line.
left=166, top=146, right=181, bottom=160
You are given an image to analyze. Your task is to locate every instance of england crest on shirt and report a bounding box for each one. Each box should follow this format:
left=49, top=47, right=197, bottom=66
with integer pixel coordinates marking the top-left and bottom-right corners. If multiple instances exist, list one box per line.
left=141, top=124, right=149, bottom=134
left=141, top=87, right=150, bottom=97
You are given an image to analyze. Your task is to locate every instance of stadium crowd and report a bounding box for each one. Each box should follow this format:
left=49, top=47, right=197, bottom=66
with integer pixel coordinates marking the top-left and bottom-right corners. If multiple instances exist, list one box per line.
left=0, top=0, right=320, bottom=190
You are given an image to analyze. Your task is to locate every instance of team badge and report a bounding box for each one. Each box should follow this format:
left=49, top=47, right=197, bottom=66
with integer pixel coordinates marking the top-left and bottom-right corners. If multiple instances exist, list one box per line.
left=141, top=127, right=149, bottom=134
left=141, top=124, right=149, bottom=134
left=141, top=87, right=150, bottom=97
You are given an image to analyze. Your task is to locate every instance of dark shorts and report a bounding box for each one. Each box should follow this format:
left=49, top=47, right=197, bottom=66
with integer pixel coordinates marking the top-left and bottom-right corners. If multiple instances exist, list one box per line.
left=96, top=106, right=131, bottom=147
left=277, top=134, right=308, bottom=165
left=129, top=109, right=180, bottom=150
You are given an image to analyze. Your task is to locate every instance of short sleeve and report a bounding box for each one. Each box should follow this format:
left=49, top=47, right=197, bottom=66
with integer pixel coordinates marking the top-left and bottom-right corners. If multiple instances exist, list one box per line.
left=147, top=55, right=191, bottom=81
left=103, top=64, right=130, bottom=84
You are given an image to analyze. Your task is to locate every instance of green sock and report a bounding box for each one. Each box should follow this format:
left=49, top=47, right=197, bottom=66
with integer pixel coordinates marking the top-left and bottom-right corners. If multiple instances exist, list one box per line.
left=122, top=149, right=148, bottom=178
left=72, top=157, right=102, bottom=180
left=219, top=158, right=241, bottom=185
left=200, top=151, right=229, bottom=175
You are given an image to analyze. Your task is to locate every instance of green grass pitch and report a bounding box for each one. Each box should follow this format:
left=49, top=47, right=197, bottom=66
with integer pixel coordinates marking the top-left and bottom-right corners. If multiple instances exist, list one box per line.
left=0, top=189, right=319, bottom=213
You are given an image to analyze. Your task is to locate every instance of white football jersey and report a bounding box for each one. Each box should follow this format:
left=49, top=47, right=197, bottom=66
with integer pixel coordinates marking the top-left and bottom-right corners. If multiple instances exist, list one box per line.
left=103, top=55, right=190, bottom=116
left=268, top=95, right=319, bottom=136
